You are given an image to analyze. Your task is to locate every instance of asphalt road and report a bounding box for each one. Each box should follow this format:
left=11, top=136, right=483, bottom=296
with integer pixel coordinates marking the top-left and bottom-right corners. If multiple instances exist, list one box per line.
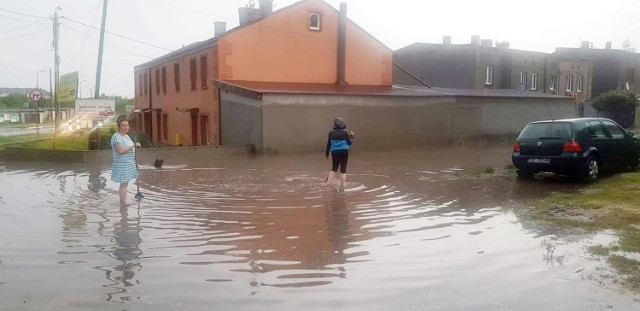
left=0, top=124, right=55, bottom=136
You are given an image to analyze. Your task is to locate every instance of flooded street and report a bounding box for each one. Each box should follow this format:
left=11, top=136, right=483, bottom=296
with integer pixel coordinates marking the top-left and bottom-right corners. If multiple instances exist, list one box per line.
left=1, top=144, right=639, bottom=310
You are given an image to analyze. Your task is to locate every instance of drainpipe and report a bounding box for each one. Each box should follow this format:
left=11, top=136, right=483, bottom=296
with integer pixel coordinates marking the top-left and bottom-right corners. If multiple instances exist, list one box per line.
left=336, top=3, right=347, bottom=85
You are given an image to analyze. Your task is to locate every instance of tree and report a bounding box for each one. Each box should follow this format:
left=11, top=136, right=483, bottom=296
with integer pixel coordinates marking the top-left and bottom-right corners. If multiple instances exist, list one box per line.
left=621, top=38, right=636, bottom=53
left=591, top=90, right=639, bottom=127
left=0, top=94, right=30, bottom=108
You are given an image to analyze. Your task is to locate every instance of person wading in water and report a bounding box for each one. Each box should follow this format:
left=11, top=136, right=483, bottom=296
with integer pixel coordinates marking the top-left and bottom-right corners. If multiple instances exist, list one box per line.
left=325, top=117, right=354, bottom=189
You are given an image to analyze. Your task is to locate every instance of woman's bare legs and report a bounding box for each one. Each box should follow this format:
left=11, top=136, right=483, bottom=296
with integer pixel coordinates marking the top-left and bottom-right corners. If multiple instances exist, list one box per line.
left=119, top=182, right=128, bottom=206
left=326, top=170, right=337, bottom=184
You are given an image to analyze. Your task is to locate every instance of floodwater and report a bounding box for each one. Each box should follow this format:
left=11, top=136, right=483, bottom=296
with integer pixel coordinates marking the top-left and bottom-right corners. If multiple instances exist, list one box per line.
left=0, top=144, right=639, bottom=311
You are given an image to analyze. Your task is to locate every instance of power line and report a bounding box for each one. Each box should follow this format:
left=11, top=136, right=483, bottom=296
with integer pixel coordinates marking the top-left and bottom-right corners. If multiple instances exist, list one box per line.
left=61, top=16, right=173, bottom=51
left=0, top=13, right=49, bottom=24
left=63, top=0, right=103, bottom=71
left=0, top=26, right=50, bottom=42
left=0, top=8, right=49, bottom=19
left=0, top=18, right=49, bottom=34
left=61, top=23, right=154, bottom=59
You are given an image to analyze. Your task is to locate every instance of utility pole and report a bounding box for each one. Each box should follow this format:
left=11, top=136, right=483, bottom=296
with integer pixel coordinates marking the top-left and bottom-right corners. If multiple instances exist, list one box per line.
left=53, top=8, right=61, bottom=149
left=94, top=0, right=108, bottom=99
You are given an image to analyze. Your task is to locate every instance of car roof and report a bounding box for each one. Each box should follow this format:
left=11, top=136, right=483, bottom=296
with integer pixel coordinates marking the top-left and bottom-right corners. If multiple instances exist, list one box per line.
left=528, top=117, right=611, bottom=124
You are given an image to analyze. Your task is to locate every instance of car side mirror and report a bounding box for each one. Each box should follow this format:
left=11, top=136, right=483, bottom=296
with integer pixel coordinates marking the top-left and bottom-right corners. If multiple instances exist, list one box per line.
left=628, top=131, right=635, bottom=137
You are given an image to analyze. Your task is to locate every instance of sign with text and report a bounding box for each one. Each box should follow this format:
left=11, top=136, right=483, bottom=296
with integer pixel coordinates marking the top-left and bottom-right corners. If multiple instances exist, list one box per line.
left=75, top=99, right=116, bottom=122
left=58, top=71, right=78, bottom=103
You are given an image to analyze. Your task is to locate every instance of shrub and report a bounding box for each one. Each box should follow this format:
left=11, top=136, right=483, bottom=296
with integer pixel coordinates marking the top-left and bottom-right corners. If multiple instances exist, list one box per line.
left=592, top=90, right=638, bottom=112
left=591, top=90, right=639, bottom=127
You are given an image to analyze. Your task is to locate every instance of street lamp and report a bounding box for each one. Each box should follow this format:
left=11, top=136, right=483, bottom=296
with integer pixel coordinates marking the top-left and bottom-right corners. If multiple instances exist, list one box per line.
left=36, top=69, right=47, bottom=89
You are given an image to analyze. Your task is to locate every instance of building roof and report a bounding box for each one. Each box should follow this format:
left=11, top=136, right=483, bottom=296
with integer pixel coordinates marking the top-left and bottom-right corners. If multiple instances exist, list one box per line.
left=0, top=87, right=51, bottom=96
left=135, top=0, right=392, bottom=71
left=214, top=79, right=570, bottom=99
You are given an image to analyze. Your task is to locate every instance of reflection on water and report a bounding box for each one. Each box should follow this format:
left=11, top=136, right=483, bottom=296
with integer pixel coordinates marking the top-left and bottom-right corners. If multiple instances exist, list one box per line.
left=102, top=205, right=142, bottom=302
left=0, top=146, right=639, bottom=310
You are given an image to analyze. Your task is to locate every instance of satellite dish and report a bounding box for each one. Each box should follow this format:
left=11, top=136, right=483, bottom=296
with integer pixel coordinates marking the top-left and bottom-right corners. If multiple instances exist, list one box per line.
left=625, top=82, right=630, bottom=90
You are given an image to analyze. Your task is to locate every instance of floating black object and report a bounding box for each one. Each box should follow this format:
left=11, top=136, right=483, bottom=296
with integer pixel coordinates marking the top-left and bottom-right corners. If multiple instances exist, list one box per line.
left=154, top=159, right=164, bottom=168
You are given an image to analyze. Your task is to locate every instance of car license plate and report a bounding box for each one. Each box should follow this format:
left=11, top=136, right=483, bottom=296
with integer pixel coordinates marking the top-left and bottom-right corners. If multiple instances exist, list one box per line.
left=528, top=158, right=550, bottom=164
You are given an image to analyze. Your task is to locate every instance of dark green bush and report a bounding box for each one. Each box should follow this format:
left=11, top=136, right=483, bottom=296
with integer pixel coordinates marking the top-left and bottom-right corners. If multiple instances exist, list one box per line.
left=592, top=90, right=639, bottom=112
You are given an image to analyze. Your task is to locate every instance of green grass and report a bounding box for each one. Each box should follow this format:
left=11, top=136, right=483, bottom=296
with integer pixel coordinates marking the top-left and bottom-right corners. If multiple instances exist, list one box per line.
left=19, top=133, right=89, bottom=150
left=0, top=134, right=53, bottom=150
left=1, top=133, right=90, bottom=150
left=519, top=170, right=640, bottom=292
left=608, top=255, right=640, bottom=291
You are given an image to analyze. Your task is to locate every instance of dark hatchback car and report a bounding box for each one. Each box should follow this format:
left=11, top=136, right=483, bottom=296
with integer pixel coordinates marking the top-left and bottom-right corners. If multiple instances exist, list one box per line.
left=512, top=118, right=640, bottom=182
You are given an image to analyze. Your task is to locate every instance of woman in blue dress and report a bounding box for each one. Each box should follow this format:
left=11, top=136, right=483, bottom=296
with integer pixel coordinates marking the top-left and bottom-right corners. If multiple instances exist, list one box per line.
left=111, top=116, right=141, bottom=206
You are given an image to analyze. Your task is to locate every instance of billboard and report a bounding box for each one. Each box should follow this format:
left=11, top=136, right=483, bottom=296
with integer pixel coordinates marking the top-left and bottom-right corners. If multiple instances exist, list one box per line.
left=58, top=71, right=78, bottom=103
left=75, top=99, right=116, bottom=122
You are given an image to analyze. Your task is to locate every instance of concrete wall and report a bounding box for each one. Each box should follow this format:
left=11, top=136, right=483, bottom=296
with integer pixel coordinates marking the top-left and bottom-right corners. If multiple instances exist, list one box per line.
left=220, top=91, right=263, bottom=150
left=221, top=92, right=576, bottom=154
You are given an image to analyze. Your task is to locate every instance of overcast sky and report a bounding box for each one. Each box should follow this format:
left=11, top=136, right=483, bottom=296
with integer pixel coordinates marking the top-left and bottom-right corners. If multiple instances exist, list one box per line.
left=1, top=0, right=639, bottom=98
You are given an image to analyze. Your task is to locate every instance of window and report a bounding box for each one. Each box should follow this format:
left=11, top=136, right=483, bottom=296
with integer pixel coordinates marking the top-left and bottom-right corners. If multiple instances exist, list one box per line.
left=549, top=76, right=556, bottom=91
left=163, top=114, right=168, bottom=140
left=200, top=55, right=208, bottom=89
left=138, top=74, right=143, bottom=96
left=143, top=73, right=148, bottom=96
left=587, top=121, right=606, bottom=138
left=566, top=76, right=573, bottom=92
left=484, top=65, right=493, bottom=85
left=602, top=120, right=625, bottom=138
left=174, top=63, right=180, bottom=93
left=190, top=59, right=197, bottom=91
left=577, top=76, right=583, bottom=93
left=519, top=72, right=527, bottom=90
left=309, top=12, right=321, bottom=31
left=155, top=69, right=160, bottom=95
left=161, top=67, right=167, bottom=94
left=530, top=73, right=538, bottom=91
left=626, top=68, right=634, bottom=83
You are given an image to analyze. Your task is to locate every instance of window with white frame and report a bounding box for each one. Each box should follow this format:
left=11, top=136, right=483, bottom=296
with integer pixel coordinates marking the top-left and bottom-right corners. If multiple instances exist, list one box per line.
left=309, top=12, right=321, bottom=31
left=577, top=76, right=583, bottom=92
left=530, top=73, right=538, bottom=91
left=485, top=65, right=493, bottom=85
left=549, top=76, right=556, bottom=91
left=566, top=75, right=573, bottom=92
left=519, top=72, right=527, bottom=90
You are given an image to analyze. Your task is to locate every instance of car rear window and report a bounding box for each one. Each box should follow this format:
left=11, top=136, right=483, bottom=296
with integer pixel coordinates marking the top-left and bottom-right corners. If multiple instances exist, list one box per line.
left=518, top=122, right=572, bottom=139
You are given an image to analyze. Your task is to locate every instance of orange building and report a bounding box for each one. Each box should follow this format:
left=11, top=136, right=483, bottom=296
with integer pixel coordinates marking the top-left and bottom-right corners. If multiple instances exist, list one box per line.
left=133, top=0, right=392, bottom=147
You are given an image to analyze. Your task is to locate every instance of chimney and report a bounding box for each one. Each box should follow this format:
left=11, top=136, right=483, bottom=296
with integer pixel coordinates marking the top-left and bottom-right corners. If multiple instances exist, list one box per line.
left=480, top=39, right=493, bottom=47
left=259, top=0, right=273, bottom=17
left=581, top=41, right=590, bottom=49
left=214, top=21, right=226, bottom=38
left=496, top=41, right=510, bottom=49
left=336, top=3, right=347, bottom=85
left=238, top=6, right=261, bottom=26
left=471, top=35, right=480, bottom=46
left=605, top=41, right=612, bottom=49
left=443, top=35, right=451, bottom=45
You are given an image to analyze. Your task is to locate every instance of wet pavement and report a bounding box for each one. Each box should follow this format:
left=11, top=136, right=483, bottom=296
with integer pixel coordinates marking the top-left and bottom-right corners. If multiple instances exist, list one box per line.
left=1, top=144, right=639, bottom=310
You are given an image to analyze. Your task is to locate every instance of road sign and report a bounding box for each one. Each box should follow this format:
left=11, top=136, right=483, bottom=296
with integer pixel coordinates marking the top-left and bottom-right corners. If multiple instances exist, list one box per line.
left=29, top=90, right=43, bottom=102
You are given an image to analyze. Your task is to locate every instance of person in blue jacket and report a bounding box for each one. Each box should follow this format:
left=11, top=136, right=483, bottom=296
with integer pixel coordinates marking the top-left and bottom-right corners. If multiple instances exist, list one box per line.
left=325, top=117, right=354, bottom=188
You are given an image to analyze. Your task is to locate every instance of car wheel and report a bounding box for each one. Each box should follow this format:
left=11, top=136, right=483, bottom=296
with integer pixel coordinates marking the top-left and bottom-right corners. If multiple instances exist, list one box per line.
left=516, top=170, right=534, bottom=179
left=580, top=156, right=599, bottom=183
